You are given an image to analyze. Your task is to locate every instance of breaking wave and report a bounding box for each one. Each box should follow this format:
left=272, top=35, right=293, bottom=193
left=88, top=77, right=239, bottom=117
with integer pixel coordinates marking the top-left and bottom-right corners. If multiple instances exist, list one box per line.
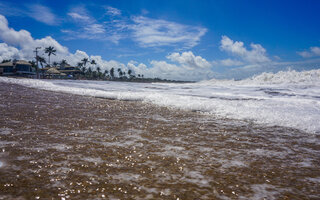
left=1, top=69, right=320, bottom=133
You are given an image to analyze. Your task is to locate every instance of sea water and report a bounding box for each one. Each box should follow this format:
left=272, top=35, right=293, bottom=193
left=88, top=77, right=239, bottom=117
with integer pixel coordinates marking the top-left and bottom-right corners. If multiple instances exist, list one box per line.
left=0, top=74, right=320, bottom=199
left=1, top=69, right=319, bottom=133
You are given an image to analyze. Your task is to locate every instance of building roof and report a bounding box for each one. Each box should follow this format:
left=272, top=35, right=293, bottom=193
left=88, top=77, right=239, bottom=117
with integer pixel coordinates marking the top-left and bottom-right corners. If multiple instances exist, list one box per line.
left=47, top=68, right=61, bottom=74
left=15, top=60, right=31, bottom=66
left=0, top=62, right=14, bottom=67
left=59, top=69, right=81, bottom=73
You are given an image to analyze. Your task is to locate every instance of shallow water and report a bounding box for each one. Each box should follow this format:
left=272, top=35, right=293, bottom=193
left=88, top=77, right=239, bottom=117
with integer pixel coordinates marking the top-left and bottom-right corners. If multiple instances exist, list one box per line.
left=1, top=70, right=320, bottom=134
left=0, top=83, right=320, bottom=199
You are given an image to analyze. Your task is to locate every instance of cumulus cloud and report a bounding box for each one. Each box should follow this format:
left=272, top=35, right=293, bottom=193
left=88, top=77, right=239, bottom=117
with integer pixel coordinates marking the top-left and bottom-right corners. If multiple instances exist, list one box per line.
left=130, top=16, right=207, bottom=48
left=0, top=14, right=126, bottom=73
left=167, top=51, right=211, bottom=69
left=0, top=14, right=69, bottom=61
left=297, top=46, right=320, bottom=58
left=0, top=43, right=19, bottom=61
left=0, top=14, right=213, bottom=81
left=220, top=36, right=270, bottom=63
left=0, top=14, right=68, bottom=60
left=0, top=15, right=33, bottom=48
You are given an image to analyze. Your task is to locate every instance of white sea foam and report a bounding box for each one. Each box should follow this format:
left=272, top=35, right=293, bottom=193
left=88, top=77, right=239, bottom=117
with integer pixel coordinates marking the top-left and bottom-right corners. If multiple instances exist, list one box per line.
left=1, top=69, right=320, bottom=133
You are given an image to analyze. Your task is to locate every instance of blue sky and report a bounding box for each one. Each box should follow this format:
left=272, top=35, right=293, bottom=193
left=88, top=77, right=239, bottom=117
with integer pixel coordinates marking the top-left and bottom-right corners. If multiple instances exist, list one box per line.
left=0, top=0, right=320, bottom=80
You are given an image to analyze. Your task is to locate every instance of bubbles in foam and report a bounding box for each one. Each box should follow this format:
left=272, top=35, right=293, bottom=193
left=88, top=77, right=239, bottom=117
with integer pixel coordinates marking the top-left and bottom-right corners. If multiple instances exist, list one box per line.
left=1, top=69, right=320, bottom=133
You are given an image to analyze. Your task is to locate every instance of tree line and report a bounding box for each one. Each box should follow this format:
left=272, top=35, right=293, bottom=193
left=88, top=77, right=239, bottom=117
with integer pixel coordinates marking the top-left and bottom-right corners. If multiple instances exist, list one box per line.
left=2, top=46, right=145, bottom=80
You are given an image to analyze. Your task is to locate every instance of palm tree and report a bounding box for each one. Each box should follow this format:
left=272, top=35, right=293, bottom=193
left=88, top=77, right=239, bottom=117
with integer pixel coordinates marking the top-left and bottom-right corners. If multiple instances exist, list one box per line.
left=110, top=68, right=114, bottom=79
left=76, top=62, right=84, bottom=77
left=1, top=59, right=11, bottom=63
left=117, top=68, right=122, bottom=78
left=97, top=66, right=102, bottom=79
left=81, top=58, right=89, bottom=68
left=77, top=62, right=83, bottom=68
left=52, top=61, right=58, bottom=67
left=103, top=69, right=109, bottom=79
left=92, top=70, right=98, bottom=78
left=29, top=61, right=36, bottom=72
left=87, top=67, right=92, bottom=78
left=44, top=46, right=56, bottom=66
left=37, top=56, right=46, bottom=68
left=81, top=66, right=86, bottom=74
left=36, top=56, right=46, bottom=77
left=60, top=59, right=68, bottom=65
left=60, top=59, right=68, bottom=69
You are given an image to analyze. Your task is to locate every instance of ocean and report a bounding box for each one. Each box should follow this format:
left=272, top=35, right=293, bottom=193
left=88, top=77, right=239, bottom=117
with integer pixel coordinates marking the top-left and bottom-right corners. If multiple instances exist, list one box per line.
left=0, top=69, right=319, bottom=199
left=1, top=69, right=320, bottom=134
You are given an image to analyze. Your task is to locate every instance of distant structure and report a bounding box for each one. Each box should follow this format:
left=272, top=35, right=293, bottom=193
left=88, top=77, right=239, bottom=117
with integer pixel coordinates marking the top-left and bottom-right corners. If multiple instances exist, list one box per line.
left=58, top=63, right=81, bottom=77
left=0, top=60, right=35, bottom=77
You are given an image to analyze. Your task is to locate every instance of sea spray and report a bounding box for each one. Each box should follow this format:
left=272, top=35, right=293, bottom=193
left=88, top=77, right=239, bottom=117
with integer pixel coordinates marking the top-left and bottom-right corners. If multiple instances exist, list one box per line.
left=1, top=69, right=320, bottom=133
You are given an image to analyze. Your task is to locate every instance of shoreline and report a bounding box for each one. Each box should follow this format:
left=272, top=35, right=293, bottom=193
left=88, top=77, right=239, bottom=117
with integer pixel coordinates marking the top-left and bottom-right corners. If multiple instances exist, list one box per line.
left=0, top=83, right=319, bottom=199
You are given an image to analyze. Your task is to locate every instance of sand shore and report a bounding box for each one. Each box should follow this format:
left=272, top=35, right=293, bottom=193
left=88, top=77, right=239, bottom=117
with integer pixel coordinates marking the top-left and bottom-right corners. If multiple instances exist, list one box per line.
left=0, top=83, right=319, bottom=199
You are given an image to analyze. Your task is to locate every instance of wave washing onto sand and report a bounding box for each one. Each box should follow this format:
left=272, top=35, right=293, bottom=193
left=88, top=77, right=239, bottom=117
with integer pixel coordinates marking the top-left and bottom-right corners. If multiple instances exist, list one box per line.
left=1, top=69, right=320, bottom=133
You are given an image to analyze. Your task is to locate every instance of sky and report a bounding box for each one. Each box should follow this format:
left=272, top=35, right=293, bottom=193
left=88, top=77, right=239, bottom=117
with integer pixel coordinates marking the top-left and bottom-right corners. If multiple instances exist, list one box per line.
left=0, top=0, right=320, bottom=81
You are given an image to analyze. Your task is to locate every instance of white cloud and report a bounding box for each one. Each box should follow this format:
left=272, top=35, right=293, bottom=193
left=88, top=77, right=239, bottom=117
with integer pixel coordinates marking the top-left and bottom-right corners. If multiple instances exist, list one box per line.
left=0, top=15, right=33, bottom=48
left=105, top=6, right=121, bottom=16
left=0, top=2, right=57, bottom=26
left=297, top=46, right=320, bottom=58
left=63, top=6, right=207, bottom=48
left=0, top=15, right=131, bottom=75
left=65, top=6, right=114, bottom=41
left=5, top=14, right=317, bottom=81
left=219, top=58, right=243, bottom=66
left=0, top=14, right=231, bottom=81
left=84, top=24, right=105, bottom=34
left=0, top=2, right=24, bottom=17
left=0, top=14, right=67, bottom=61
left=0, top=43, right=19, bottom=61
left=68, top=12, right=91, bottom=21
left=148, top=60, right=215, bottom=81
left=220, top=36, right=270, bottom=63
left=167, top=51, right=211, bottom=69
left=27, top=4, right=57, bottom=26
left=130, top=16, right=207, bottom=48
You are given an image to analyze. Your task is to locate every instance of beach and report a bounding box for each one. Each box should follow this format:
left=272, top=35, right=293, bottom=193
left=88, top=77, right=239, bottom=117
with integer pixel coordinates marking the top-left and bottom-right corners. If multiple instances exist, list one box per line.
left=0, top=82, right=320, bottom=199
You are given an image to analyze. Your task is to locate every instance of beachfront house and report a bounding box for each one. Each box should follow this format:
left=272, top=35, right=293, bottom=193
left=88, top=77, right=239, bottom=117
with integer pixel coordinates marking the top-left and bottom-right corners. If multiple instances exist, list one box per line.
left=0, top=61, right=14, bottom=75
left=14, top=60, right=34, bottom=76
left=58, top=63, right=81, bottom=78
left=0, top=60, right=35, bottom=77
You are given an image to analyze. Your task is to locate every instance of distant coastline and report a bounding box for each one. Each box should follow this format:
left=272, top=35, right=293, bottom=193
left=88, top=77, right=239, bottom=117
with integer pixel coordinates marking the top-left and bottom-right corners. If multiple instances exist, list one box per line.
left=0, top=58, right=194, bottom=83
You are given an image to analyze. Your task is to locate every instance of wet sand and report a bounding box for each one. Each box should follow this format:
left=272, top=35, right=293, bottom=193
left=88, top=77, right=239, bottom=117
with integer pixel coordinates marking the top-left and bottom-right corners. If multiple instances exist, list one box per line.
left=0, top=83, right=319, bottom=199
